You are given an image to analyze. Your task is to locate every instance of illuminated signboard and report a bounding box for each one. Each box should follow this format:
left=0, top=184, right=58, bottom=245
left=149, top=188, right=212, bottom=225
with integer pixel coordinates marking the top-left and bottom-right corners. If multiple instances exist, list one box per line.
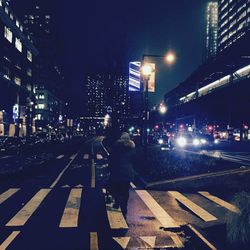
left=13, top=104, right=19, bottom=121
left=129, top=61, right=141, bottom=91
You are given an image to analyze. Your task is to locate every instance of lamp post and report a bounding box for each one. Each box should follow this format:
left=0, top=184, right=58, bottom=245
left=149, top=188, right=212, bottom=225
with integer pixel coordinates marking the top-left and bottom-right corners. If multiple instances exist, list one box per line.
left=141, top=51, right=176, bottom=157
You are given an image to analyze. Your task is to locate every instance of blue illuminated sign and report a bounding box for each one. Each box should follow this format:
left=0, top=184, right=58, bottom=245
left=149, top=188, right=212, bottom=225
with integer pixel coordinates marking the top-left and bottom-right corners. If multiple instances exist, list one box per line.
left=129, top=61, right=141, bottom=91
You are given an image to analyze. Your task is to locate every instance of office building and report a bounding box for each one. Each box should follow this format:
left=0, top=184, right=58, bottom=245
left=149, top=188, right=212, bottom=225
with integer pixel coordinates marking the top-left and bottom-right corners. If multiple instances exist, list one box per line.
left=0, top=0, right=38, bottom=136
left=205, top=2, right=218, bottom=59
left=218, top=0, right=250, bottom=52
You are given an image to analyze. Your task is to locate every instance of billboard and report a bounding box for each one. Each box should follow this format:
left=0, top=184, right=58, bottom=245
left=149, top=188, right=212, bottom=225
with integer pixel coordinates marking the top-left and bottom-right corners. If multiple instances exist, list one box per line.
left=129, top=61, right=141, bottom=91
left=143, top=63, right=156, bottom=93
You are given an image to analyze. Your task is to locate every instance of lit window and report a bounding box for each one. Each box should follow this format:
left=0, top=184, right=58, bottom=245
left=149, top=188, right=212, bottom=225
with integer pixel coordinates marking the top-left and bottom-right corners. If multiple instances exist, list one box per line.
left=37, top=104, right=45, bottom=109
left=27, top=50, right=32, bottom=62
left=4, top=26, right=12, bottom=43
left=15, top=38, right=22, bottom=52
left=14, top=76, right=21, bottom=86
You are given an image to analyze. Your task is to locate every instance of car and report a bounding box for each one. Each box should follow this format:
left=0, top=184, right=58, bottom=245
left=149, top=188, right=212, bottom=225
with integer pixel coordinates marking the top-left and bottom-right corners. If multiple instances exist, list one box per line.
left=0, top=137, right=22, bottom=155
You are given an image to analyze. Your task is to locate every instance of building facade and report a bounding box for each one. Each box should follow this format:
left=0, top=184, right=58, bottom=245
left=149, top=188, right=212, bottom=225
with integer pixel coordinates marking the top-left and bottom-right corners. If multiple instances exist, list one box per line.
left=85, top=74, right=130, bottom=131
left=205, top=2, right=219, bottom=59
left=218, top=0, right=250, bottom=52
left=0, top=0, right=38, bottom=136
left=21, top=2, right=64, bottom=130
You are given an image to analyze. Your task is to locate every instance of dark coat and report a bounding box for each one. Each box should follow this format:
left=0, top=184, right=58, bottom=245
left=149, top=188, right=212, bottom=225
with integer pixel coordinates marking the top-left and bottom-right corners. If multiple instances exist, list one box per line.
left=109, top=138, right=136, bottom=182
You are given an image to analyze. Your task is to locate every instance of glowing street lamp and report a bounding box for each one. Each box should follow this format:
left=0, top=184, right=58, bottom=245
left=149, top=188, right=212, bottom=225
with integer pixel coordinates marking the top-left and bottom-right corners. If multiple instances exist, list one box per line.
left=165, top=51, right=176, bottom=64
left=159, top=104, right=167, bottom=114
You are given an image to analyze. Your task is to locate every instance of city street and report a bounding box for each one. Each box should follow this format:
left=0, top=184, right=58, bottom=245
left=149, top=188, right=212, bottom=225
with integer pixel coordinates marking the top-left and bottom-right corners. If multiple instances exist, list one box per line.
left=0, top=137, right=247, bottom=249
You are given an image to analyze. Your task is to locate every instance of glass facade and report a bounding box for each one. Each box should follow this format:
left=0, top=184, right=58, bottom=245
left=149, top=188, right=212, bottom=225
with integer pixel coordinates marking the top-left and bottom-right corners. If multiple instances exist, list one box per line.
left=218, top=0, right=250, bottom=52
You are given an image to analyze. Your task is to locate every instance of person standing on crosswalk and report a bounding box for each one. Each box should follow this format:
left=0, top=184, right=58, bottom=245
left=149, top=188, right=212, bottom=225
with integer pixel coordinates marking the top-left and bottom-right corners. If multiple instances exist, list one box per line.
left=108, top=132, right=136, bottom=216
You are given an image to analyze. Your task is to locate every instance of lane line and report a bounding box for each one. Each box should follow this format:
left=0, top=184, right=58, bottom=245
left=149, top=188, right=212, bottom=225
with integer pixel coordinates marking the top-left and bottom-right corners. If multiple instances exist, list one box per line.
left=0, top=189, right=20, bottom=205
left=198, top=191, right=240, bottom=214
left=90, top=232, right=99, bottom=250
left=0, top=231, right=20, bottom=250
left=130, top=182, right=136, bottom=189
left=0, top=155, right=12, bottom=159
left=96, top=154, right=103, bottom=160
left=50, top=153, right=78, bottom=188
left=83, top=154, right=89, bottom=160
left=136, top=190, right=179, bottom=228
left=56, top=155, right=64, bottom=159
left=6, top=189, right=51, bottom=227
left=106, top=203, right=128, bottom=229
left=100, top=141, right=110, bottom=156
left=59, top=188, right=82, bottom=228
left=168, top=191, right=217, bottom=222
left=91, top=159, right=95, bottom=188
left=187, top=224, right=218, bottom=250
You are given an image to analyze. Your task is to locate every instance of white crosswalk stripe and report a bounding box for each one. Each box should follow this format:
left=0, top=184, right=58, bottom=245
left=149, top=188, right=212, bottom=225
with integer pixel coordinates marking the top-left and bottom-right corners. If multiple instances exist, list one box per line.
left=136, top=190, right=180, bottom=228
left=198, top=191, right=240, bottom=214
left=96, top=154, right=103, bottom=160
left=59, top=188, right=82, bottom=228
left=83, top=154, right=89, bottom=160
left=6, top=189, right=51, bottom=227
left=0, top=231, right=20, bottom=250
left=0, top=189, right=20, bottom=205
left=169, top=191, right=217, bottom=222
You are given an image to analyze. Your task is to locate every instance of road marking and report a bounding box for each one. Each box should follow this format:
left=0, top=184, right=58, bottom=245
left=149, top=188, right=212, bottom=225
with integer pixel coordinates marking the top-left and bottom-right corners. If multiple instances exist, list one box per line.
left=106, top=203, right=128, bottom=229
left=170, top=234, right=184, bottom=248
left=101, top=141, right=110, bottom=156
left=0, top=189, right=20, bottom=205
left=59, top=188, right=82, bottom=228
left=136, top=190, right=179, bottom=228
left=187, top=224, right=218, bottom=250
left=6, top=189, right=51, bottom=226
left=91, top=159, right=95, bottom=188
left=168, top=191, right=217, bottom=222
left=0, top=231, right=20, bottom=250
left=96, top=154, right=103, bottom=160
left=75, top=184, right=83, bottom=188
left=198, top=191, right=240, bottom=214
left=113, top=237, right=130, bottom=249
left=50, top=153, right=78, bottom=188
left=56, top=155, right=64, bottom=159
left=83, top=154, right=89, bottom=160
left=61, top=185, right=70, bottom=188
left=130, top=182, right=136, bottom=189
left=0, top=155, right=12, bottom=159
left=90, top=232, right=99, bottom=250
left=140, top=236, right=156, bottom=248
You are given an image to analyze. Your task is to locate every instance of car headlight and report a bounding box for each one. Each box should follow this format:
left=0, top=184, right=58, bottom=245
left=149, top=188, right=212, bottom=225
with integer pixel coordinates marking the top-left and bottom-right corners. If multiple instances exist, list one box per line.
left=214, top=139, right=219, bottom=144
left=158, top=139, right=164, bottom=145
left=200, top=139, right=207, bottom=144
left=193, top=138, right=200, bottom=146
left=177, top=137, right=187, bottom=147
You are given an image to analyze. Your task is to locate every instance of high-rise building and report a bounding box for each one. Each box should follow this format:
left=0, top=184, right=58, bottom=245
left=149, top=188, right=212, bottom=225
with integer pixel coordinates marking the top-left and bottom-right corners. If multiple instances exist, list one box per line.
left=0, top=0, right=38, bottom=136
left=21, top=2, right=64, bottom=130
left=86, top=74, right=107, bottom=117
left=205, top=2, right=218, bottom=59
left=218, top=0, right=250, bottom=52
left=85, top=74, right=130, bottom=131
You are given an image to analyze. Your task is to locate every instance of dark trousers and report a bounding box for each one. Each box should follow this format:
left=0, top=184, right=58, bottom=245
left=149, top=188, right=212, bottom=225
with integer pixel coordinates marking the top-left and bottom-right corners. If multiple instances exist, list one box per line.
left=109, top=181, right=130, bottom=216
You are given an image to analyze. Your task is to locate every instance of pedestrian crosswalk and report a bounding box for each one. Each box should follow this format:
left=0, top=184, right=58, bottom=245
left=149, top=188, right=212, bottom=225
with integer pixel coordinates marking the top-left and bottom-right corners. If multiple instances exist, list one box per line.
left=0, top=187, right=240, bottom=249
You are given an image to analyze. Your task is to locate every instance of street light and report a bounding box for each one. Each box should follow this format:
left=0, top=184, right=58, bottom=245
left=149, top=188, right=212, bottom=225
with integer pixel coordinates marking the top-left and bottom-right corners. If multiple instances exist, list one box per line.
left=141, top=51, right=176, bottom=157
left=165, top=51, right=176, bottom=64
left=159, top=104, right=167, bottom=114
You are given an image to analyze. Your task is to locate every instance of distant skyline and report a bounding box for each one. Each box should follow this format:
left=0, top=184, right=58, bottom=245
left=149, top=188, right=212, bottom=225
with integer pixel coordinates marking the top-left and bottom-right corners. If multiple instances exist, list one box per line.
left=10, top=0, right=207, bottom=115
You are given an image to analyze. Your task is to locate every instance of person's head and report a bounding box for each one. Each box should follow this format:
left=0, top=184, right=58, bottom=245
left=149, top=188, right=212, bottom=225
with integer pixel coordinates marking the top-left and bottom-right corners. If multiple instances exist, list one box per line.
left=120, top=132, right=130, bottom=141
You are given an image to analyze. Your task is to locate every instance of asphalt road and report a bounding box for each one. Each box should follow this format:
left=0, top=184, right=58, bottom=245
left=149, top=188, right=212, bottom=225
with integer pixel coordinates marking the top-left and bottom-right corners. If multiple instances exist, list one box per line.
left=0, top=137, right=246, bottom=249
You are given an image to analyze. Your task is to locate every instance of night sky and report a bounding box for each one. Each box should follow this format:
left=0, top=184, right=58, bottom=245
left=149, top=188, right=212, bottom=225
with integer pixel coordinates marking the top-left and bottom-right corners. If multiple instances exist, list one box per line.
left=10, top=0, right=207, bottom=115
